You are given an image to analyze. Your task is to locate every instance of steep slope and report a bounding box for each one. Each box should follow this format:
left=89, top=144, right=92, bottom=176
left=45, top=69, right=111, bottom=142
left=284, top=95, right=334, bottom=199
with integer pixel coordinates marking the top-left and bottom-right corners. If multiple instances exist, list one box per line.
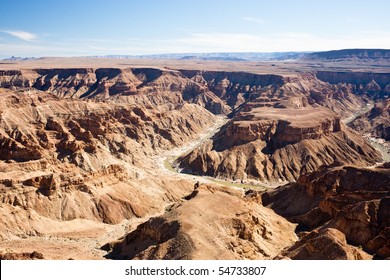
left=0, top=88, right=216, bottom=246
left=103, top=184, right=297, bottom=260
left=175, top=71, right=382, bottom=183
left=0, top=65, right=389, bottom=260
left=315, top=71, right=390, bottom=99
left=178, top=106, right=380, bottom=183
left=262, top=164, right=390, bottom=259
left=278, top=227, right=371, bottom=260
left=0, top=68, right=231, bottom=114
left=349, top=99, right=390, bottom=141
left=3, top=68, right=385, bottom=116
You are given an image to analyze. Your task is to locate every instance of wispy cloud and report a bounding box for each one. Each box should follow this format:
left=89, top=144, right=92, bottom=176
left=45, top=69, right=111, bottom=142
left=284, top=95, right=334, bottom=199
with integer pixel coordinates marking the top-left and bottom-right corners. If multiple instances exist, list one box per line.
left=242, top=17, right=263, bottom=24
left=2, top=30, right=37, bottom=41
left=1, top=30, right=390, bottom=58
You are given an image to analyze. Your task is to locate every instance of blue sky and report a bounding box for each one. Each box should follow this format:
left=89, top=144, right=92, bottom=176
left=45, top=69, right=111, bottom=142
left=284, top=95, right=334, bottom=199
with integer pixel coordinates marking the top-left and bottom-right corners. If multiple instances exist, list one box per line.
left=0, top=0, right=389, bottom=57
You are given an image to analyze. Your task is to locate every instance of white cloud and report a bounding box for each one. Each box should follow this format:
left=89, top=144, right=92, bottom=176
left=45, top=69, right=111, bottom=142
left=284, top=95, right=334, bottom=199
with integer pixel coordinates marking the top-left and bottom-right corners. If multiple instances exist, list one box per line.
left=1, top=30, right=390, bottom=58
left=242, top=17, right=263, bottom=24
left=2, top=30, right=37, bottom=41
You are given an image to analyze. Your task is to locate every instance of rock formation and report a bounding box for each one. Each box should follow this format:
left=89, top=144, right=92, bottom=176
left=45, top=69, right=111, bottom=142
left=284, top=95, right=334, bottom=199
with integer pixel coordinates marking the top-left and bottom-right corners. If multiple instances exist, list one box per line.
left=262, top=164, right=390, bottom=259
left=350, top=99, right=390, bottom=141
left=0, top=63, right=389, bottom=260
left=0, top=68, right=231, bottom=114
left=178, top=107, right=381, bottom=183
left=315, top=71, right=390, bottom=98
left=0, top=88, right=215, bottom=244
left=278, top=228, right=371, bottom=260
left=0, top=250, right=44, bottom=260
left=103, top=185, right=297, bottom=260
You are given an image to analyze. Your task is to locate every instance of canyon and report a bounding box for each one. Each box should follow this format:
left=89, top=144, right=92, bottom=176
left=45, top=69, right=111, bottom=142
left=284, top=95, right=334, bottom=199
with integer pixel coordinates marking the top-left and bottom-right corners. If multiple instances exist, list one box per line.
left=0, top=55, right=389, bottom=260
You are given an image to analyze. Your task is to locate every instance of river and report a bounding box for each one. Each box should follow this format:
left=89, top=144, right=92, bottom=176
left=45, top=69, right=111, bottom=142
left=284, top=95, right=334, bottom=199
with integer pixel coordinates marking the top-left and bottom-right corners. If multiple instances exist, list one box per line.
left=155, top=115, right=274, bottom=190
left=158, top=101, right=388, bottom=191
left=343, top=102, right=390, bottom=163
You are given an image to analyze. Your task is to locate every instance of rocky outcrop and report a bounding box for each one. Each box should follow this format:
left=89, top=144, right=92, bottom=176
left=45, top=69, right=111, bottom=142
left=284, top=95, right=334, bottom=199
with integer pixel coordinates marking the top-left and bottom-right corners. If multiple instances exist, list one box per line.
left=279, top=228, right=371, bottom=260
left=104, top=185, right=297, bottom=260
left=0, top=68, right=231, bottom=114
left=1, top=64, right=389, bottom=260
left=0, top=250, right=44, bottom=260
left=178, top=107, right=381, bottom=182
left=316, top=71, right=390, bottom=97
left=350, top=99, right=390, bottom=141
left=103, top=217, right=193, bottom=260
left=262, top=164, right=390, bottom=259
left=0, top=88, right=215, bottom=235
left=2, top=68, right=384, bottom=116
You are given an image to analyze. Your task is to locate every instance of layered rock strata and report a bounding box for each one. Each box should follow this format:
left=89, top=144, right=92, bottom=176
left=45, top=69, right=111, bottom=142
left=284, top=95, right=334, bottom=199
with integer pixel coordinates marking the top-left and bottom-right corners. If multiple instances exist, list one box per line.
left=262, top=164, right=390, bottom=259
left=179, top=107, right=381, bottom=182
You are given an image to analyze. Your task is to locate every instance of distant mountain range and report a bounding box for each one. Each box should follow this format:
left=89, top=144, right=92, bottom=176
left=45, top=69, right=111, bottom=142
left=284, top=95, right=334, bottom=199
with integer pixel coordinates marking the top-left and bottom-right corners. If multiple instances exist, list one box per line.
left=302, top=49, right=390, bottom=61
left=95, top=52, right=308, bottom=61
left=3, top=49, right=390, bottom=62
left=2, top=56, right=38, bottom=61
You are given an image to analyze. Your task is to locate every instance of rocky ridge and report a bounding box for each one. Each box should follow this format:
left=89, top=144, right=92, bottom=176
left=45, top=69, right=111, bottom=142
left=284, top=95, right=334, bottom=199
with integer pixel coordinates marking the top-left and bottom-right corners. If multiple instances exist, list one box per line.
left=350, top=99, right=390, bottom=141
left=0, top=88, right=216, bottom=243
left=262, top=164, right=390, bottom=259
left=103, top=185, right=297, bottom=260
left=0, top=65, right=389, bottom=260
left=178, top=106, right=380, bottom=183
left=304, top=49, right=390, bottom=62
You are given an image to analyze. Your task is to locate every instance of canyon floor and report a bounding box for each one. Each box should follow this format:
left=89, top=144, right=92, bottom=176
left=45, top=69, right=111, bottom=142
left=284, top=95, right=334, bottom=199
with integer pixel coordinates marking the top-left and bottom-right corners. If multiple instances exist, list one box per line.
left=0, top=57, right=389, bottom=260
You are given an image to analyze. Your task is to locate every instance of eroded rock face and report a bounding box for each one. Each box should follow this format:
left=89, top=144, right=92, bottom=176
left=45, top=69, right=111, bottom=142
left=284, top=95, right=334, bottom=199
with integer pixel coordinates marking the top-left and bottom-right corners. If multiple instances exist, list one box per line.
left=316, top=71, right=390, bottom=97
left=0, top=68, right=231, bottom=114
left=279, top=228, right=371, bottom=260
left=173, top=72, right=383, bottom=183
left=0, top=250, right=44, bottom=260
left=350, top=99, right=390, bottom=141
left=178, top=107, right=380, bottom=182
left=262, top=164, right=390, bottom=259
left=0, top=65, right=389, bottom=260
left=0, top=88, right=216, bottom=240
left=2, top=69, right=382, bottom=116
left=104, top=185, right=297, bottom=260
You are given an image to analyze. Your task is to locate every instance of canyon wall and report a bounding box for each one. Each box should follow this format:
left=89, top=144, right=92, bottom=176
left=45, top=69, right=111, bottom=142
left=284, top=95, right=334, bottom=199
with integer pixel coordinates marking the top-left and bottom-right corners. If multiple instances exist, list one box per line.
left=262, top=164, right=390, bottom=259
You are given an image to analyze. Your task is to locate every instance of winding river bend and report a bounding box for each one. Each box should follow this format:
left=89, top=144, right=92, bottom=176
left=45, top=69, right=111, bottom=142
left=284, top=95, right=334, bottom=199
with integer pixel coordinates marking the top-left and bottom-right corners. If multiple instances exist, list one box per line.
left=343, top=102, right=390, bottom=163
left=158, top=101, right=389, bottom=191
left=155, top=115, right=274, bottom=190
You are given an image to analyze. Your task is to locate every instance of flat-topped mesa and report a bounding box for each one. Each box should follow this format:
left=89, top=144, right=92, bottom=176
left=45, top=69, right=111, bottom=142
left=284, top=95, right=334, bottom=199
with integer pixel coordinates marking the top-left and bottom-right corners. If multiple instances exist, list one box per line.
left=223, top=107, right=341, bottom=150
left=178, top=106, right=380, bottom=182
left=304, top=49, right=390, bottom=61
